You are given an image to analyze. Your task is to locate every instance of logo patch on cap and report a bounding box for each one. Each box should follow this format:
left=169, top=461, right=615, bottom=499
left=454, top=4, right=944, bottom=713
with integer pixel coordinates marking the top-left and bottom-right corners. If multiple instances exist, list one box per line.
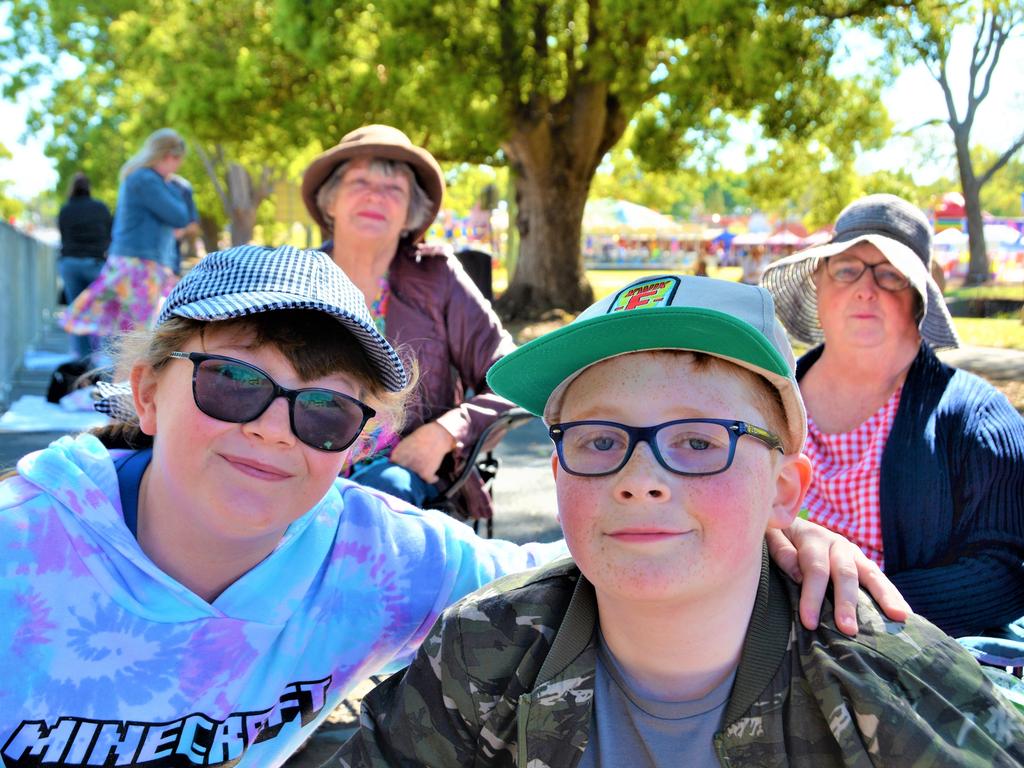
left=608, top=276, right=680, bottom=314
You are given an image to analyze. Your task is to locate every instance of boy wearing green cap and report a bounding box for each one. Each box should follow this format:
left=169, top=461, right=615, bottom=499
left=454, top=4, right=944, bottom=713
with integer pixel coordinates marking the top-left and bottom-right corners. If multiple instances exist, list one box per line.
left=331, top=275, right=1024, bottom=767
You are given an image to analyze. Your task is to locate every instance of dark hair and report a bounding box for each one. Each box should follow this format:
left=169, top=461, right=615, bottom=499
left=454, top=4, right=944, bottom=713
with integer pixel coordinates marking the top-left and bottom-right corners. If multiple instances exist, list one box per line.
left=68, top=172, right=91, bottom=198
left=90, top=309, right=411, bottom=450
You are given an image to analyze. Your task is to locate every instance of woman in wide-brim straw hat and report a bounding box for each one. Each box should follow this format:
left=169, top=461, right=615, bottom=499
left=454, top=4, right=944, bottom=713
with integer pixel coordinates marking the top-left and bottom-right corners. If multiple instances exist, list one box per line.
left=761, top=193, right=1024, bottom=637
left=301, top=124, right=515, bottom=519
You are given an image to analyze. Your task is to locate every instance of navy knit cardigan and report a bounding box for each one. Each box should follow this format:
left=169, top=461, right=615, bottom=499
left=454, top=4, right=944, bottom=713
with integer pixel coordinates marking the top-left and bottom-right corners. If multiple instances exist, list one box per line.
left=797, top=343, right=1024, bottom=637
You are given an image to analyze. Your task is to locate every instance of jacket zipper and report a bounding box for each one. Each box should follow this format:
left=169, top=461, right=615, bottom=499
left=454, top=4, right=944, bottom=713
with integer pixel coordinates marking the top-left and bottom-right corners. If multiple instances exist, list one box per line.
left=714, top=733, right=730, bottom=766
left=517, top=693, right=531, bottom=765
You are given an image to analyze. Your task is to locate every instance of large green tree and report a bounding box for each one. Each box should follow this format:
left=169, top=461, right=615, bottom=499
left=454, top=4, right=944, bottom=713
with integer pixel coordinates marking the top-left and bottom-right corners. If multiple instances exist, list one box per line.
left=6, top=0, right=908, bottom=315
left=743, top=73, right=893, bottom=229
left=1, top=0, right=327, bottom=244
left=876, top=0, right=1024, bottom=284
left=274, top=0, right=907, bottom=317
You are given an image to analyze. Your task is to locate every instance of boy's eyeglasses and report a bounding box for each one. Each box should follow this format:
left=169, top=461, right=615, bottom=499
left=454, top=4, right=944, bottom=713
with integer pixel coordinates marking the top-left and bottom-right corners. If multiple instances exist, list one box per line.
left=826, top=255, right=910, bottom=292
left=548, top=419, right=784, bottom=477
left=169, top=352, right=375, bottom=452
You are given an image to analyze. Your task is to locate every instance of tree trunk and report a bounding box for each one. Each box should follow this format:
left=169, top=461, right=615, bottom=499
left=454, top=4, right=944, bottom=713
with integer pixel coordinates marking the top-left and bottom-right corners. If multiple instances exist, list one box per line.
left=496, top=83, right=626, bottom=320
left=952, top=128, right=989, bottom=286
left=199, top=214, right=221, bottom=254
left=962, top=184, right=988, bottom=286
left=194, top=145, right=274, bottom=248
left=226, top=163, right=259, bottom=246
left=499, top=149, right=594, bottom=319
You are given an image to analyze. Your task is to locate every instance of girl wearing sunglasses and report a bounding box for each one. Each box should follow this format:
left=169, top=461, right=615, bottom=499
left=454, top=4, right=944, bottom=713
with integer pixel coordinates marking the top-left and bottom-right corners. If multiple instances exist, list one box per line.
left=0, top=245, right=907, bottom=767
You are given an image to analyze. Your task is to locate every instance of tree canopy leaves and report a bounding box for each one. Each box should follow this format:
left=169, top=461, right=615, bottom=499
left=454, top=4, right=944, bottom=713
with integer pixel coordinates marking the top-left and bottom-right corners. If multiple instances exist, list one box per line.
left=3, top=0, right=934, bottom=310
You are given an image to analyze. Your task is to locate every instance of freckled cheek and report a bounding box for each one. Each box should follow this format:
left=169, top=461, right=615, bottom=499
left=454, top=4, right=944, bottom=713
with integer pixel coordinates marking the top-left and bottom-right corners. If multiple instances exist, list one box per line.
left=697, top=478, right=771, bottom=553
left=554, top=481, right=605, bottom=547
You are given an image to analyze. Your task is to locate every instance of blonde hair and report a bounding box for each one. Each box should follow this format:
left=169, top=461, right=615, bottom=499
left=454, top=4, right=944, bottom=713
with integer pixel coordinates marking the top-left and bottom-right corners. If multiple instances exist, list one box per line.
left=90, top=311, right=412, bottom=451
left=120, top=128, right=187, bottom=181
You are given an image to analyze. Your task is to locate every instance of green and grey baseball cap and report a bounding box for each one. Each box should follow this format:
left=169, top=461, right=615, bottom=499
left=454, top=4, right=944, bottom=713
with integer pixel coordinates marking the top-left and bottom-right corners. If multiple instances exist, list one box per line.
left=487, top=274, right=807, bottom=454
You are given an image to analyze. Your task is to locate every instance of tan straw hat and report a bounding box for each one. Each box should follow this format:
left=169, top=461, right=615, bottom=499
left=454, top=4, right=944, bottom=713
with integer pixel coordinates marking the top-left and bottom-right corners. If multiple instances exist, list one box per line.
left=760, top=194, right=959, bottom=351
left=301, top=124, right=444, bottom=242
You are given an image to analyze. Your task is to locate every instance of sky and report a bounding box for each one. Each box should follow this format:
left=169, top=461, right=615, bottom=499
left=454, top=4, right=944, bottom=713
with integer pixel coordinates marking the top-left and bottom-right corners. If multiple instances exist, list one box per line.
left=715, top=26, right=1024, bottom=187
left=847, top=25, right=1024, bottom=185
left=0, top=17, right=1022, bottom=202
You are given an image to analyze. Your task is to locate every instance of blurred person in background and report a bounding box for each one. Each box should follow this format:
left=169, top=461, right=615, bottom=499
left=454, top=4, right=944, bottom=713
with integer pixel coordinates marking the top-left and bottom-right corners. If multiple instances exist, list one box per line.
left=166, top=173, right=200, bottom=276
left=302, top=124, right=515, bottom=519
left=61, top=128, right=192, bottom=359
left=57, top=171, right=113, bottom=361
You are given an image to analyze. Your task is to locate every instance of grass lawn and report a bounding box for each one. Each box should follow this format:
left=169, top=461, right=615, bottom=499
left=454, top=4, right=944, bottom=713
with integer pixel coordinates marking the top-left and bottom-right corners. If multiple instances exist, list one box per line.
left=944, top=282, right=1024, bottom=302
left=492, top=265, right=1024, bottom=351
left=952, top=317, right=1024, bottom=351
left=492, top=265, right=741, bottom=300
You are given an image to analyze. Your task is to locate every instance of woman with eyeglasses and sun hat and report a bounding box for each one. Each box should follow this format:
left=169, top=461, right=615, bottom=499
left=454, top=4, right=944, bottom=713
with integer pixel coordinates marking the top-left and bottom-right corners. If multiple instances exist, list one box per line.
left=301, top=125, right=516, bottom=520
left=0, top=243, right=909, bottom=766
left=762, top=193, right=1024, bottom=639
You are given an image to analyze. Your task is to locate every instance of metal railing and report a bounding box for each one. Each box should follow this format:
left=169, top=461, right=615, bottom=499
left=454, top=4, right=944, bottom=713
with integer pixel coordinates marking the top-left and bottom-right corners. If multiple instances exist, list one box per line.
left=0, top=222, right=58, bottom=408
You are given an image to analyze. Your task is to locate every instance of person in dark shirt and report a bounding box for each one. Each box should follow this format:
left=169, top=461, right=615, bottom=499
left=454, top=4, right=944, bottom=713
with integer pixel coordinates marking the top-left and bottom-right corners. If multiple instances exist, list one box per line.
left=57, top=172, right=113, bottom=360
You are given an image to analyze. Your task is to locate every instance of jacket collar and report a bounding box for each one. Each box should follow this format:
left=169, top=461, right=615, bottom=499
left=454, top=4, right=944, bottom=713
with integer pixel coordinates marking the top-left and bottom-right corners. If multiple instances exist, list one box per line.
left=535, top=569, right=598, bottom=685
left=795, top=340, right=937, bottom=382
left=723, top=545, right=793, bottom=724
left=534, top=545, right=792, bottom=723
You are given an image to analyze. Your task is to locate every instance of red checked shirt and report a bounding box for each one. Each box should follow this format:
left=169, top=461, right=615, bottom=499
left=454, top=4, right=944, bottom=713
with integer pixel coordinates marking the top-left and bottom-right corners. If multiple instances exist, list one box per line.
left=802, top=386, right=903, bottom=568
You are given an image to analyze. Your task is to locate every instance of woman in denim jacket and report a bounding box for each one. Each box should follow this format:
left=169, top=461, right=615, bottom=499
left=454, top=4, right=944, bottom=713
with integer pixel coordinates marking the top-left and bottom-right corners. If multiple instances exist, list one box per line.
left=62, top=128, right=192, bottom=351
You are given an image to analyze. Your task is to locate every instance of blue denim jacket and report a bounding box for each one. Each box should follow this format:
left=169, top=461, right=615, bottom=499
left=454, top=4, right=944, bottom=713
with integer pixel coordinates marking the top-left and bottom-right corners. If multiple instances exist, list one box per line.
left=109, top=168, right=191, bottom=264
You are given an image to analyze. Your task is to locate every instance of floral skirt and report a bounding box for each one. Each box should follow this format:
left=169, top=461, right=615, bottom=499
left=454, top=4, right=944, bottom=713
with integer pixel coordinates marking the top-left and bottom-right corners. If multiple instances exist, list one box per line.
left=60, top=255, right=178, bottom=336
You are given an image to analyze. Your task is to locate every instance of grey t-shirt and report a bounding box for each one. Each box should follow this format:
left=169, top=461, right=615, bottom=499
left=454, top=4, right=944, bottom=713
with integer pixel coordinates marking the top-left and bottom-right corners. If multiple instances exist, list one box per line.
left=579, top=631, right=736, bottom=768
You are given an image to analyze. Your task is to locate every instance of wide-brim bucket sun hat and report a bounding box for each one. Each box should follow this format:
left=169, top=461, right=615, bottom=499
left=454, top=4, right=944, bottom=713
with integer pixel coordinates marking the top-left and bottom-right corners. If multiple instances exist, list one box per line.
left=487, top=274, right=807, bottom=455
left=760, top=193, right=959, bottom=351
left=95, top=244, right=408, bottom=420
left=301, top=124, right=445, bottom=243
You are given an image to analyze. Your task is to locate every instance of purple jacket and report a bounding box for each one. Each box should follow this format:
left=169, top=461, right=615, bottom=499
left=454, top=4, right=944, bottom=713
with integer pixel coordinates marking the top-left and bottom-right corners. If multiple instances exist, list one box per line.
left=369, top=242, right=517, bottom=520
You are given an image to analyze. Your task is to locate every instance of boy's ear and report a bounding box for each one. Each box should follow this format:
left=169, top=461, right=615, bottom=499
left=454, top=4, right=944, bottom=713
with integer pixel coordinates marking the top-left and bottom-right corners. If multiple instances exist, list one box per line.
left=131, top=363, right=160, bottom=436
left=767, top=452, right=812, bottom=530
left=550, top=451, right=563, bottom=526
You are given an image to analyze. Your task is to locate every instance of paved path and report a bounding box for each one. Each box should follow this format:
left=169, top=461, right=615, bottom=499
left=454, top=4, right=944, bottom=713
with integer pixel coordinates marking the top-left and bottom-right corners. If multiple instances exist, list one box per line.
left=938, top=345, right=1024, bottom=382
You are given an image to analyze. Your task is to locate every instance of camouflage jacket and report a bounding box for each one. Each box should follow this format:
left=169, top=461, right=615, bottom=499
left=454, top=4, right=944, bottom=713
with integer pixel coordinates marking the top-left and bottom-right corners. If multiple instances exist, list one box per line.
left=333, top=553, right=1024, bottom=767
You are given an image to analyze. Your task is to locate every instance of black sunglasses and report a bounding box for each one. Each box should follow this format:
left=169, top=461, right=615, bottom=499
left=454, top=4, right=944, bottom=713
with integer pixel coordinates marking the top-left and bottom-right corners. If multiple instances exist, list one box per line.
left=169, top=351, right=374, bottom=452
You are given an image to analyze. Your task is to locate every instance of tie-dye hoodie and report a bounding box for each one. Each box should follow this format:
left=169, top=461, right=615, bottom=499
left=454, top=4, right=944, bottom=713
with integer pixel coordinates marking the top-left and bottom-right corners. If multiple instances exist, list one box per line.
left=0, top=434, right=562, bottom=767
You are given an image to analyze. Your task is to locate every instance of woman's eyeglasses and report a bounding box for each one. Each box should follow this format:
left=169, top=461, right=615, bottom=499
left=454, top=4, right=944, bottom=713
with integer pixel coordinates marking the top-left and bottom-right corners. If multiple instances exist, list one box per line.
left=826, top=255, right=910, bottom=292
left=169, top=352, right=374, bottom=452
left=548, top=418, right=784, bottom=477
